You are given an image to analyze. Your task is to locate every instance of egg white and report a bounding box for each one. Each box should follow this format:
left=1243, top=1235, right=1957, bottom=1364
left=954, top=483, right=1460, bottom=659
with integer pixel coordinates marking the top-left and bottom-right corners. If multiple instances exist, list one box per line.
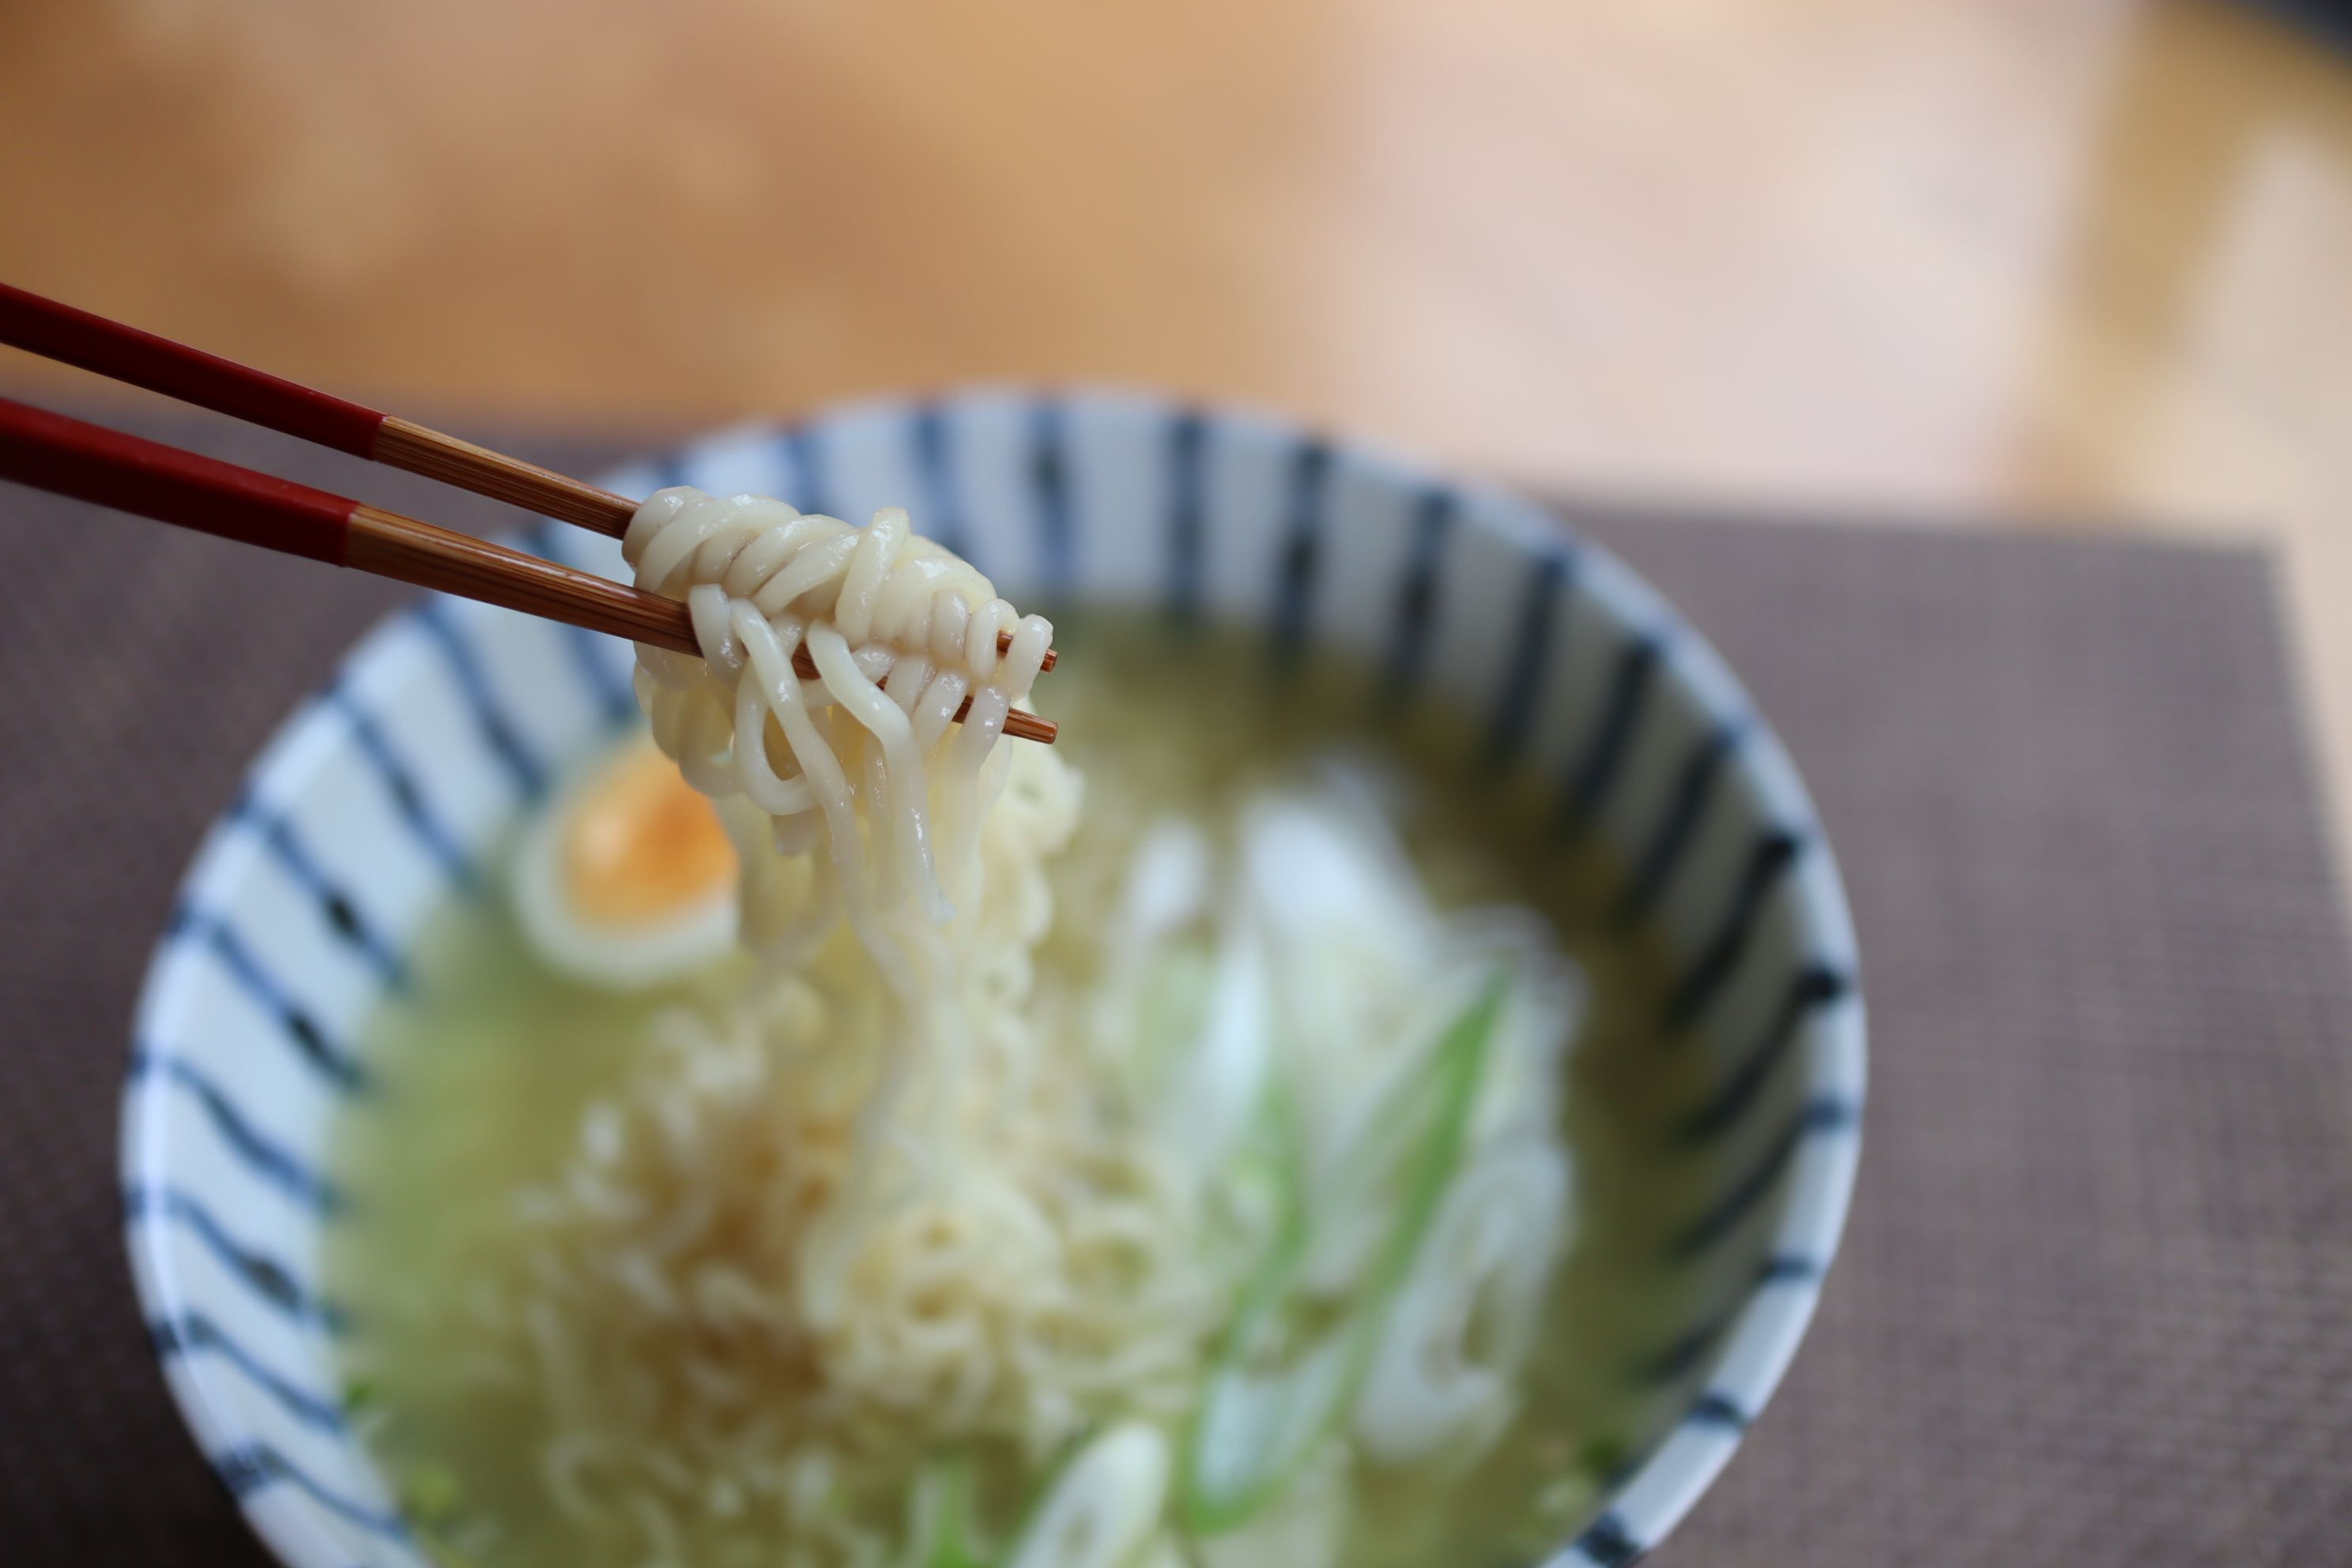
left=509, top=739, right=738, bottom=990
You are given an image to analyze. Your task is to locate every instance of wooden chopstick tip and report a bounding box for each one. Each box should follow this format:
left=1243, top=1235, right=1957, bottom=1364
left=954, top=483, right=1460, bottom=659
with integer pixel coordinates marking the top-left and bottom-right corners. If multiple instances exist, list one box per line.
left=1004, top=709, right=1057, bottom=744
left=370, top=416, right=638, bottom=537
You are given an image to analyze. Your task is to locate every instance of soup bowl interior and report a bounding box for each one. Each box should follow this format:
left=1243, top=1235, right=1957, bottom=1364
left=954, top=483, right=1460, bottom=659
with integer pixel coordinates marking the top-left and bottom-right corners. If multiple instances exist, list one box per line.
left=125, top=390, right=1864, bottom=1568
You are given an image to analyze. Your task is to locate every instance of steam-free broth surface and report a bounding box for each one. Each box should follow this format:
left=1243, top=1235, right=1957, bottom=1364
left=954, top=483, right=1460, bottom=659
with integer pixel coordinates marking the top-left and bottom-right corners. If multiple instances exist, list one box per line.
left=326, top=618, right=1729, bottom=1567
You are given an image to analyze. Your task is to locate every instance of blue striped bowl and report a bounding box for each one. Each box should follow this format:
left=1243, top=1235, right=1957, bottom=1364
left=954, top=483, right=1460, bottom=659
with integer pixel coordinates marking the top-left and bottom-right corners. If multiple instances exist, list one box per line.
left=124, top=390, right=1864, bottom=1568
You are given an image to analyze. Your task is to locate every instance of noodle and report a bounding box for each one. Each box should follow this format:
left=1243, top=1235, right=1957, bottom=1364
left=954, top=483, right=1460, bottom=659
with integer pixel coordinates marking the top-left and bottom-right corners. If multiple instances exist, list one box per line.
left=489, top=491, right=1214, bottom=1564
left=622, top=487, right=1054, bottom=976
left=350, top=507, right=1590, bottom=1568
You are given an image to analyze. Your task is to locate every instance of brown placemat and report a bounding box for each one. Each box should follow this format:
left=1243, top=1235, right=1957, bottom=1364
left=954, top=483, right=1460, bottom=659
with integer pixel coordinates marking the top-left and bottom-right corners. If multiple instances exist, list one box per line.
left=4, top=406, right=2349, bottom=1564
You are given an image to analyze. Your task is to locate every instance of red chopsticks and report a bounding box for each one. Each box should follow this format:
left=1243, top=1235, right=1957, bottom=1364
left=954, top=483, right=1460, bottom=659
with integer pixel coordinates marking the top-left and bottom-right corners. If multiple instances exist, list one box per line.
left=0, top=391, right=722, bottom=652
left=0, top=281, right=638, bottom=534
left=0, top=285, right=1059, bottom=744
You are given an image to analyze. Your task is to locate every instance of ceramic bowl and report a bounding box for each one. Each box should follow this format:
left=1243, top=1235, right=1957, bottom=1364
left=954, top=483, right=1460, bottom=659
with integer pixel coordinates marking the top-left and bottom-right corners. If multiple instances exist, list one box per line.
left=124, top=389, right=1864, bottom=1568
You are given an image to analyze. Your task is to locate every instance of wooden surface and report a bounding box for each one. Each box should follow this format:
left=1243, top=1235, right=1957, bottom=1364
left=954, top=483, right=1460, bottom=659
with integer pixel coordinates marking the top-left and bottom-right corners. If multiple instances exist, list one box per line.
left=4, top=0, right=2351, bottom=837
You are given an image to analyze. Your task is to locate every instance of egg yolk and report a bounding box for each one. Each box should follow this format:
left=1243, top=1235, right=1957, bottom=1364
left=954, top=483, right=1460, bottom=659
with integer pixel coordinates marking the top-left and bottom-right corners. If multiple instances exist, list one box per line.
left=562, top=741, right=736, bottom=925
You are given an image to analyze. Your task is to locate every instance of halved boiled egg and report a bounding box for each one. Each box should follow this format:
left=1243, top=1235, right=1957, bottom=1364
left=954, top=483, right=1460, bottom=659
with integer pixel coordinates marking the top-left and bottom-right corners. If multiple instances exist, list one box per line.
left=509, top=732, right=739, bottom=989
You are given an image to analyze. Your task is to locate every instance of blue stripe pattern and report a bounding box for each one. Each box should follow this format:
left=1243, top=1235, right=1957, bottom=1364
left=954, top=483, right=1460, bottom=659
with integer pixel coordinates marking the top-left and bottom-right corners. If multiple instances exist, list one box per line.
left=1615, top=721, right=1744, bottom=929
left=126, top=1185, right=345, bottom=1331
left=1679, top=965, right=1849, bottom=1142
left=1639, top=1317, right=1727, bottom=1386
left=1269, top=439, right=1332, bottom=662
left=154, top=1313, right=344, bottom=1434
left=1566, top=634, right=1664, bottom=823
left=230, top=797, right=408, bottom=990
left=323, top=687, right=472, bottom=888
left=1029, top=399, right=1076, bottom=592
left=1640, top=1252, right=1825, bottom=1386
left=1484, top=547, right=1573, bottom=769
left=170, top=908, right=368, bottom=1094
left=911, top=404, right=969, bottom=561
left=1381, top=488, right=1455, bottom=701
left=133, top=1052, right=344, bottom=1213
left=417, top=600, right=547, bottom=798
left=1664, top=829, right=1807, bottom=1029
left=1672, top=1096, right=1856, bottom=1260
left=1687, top=1391, right=1750, bottom=1430
left=785, top=424, right=833, bottom=518
left=214, top=1443, right=408, bottom=1539
left=522, top=520, right=636, bottom=721
left=1575, top=1513, right=1645, bottom=1566
left=1165, top=411, right=1208, bottom=622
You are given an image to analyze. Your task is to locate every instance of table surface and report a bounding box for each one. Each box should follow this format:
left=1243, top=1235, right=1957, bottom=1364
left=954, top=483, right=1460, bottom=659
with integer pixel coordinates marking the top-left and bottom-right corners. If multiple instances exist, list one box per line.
left=12, top=416, right=2352, bottom=1566
left=6, top=0, right=2352, bottom=842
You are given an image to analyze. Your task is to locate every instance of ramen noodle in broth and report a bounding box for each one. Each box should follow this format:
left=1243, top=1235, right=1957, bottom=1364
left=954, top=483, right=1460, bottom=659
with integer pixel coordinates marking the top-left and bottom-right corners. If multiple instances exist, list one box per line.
left=329, top=492, right=1723, bottom=1567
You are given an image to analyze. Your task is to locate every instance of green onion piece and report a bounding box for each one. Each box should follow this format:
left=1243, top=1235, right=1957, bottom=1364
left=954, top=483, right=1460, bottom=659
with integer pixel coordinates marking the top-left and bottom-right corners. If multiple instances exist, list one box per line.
left=1181, top=976, right=1506, bottom=1533
left=910, top=1455, right=988, bottom=1568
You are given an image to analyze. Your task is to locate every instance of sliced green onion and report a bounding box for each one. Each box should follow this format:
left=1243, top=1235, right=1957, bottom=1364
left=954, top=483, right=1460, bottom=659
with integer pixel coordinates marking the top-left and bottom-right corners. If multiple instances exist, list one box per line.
left=1181, top=977, right=1506, bottom=1533
left=907, top=1455, right=988, bottom=1568
left=1005, top=1423, right=1173, bottom=1568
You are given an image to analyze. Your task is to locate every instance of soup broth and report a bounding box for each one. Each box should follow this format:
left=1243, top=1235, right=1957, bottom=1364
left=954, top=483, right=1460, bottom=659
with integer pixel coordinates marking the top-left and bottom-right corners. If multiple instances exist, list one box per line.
left=326, top=616, right=1728, bottom=1568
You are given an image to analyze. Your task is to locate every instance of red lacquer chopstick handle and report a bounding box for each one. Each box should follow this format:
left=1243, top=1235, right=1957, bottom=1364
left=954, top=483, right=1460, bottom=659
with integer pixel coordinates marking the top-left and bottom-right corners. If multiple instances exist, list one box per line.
left=0, top=397, right=356, bottom=562
left=0, top=283, right=385, bottom=457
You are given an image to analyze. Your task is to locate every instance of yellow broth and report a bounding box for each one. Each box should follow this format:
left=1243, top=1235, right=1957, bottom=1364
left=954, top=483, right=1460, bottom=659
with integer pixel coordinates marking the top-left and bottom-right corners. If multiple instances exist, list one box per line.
left=326, top=616, right=1731, bottom=1567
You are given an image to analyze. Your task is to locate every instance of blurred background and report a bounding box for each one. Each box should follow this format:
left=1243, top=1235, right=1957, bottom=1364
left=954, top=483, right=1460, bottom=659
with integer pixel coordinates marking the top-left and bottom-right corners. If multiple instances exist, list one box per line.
left=8, top=6, right=2352, bottom=1564
left=3, top=0, right=2350, bottom=834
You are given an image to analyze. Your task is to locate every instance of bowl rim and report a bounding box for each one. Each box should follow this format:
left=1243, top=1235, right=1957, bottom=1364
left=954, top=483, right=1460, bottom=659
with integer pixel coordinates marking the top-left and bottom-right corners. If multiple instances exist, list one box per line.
left=122, top=386, right=1865, bottom=1568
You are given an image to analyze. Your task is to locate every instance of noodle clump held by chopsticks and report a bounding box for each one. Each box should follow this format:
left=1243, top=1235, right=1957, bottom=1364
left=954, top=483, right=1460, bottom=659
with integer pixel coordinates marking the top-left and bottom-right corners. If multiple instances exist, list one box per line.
left=624, top=487, right=1055, bottom=975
